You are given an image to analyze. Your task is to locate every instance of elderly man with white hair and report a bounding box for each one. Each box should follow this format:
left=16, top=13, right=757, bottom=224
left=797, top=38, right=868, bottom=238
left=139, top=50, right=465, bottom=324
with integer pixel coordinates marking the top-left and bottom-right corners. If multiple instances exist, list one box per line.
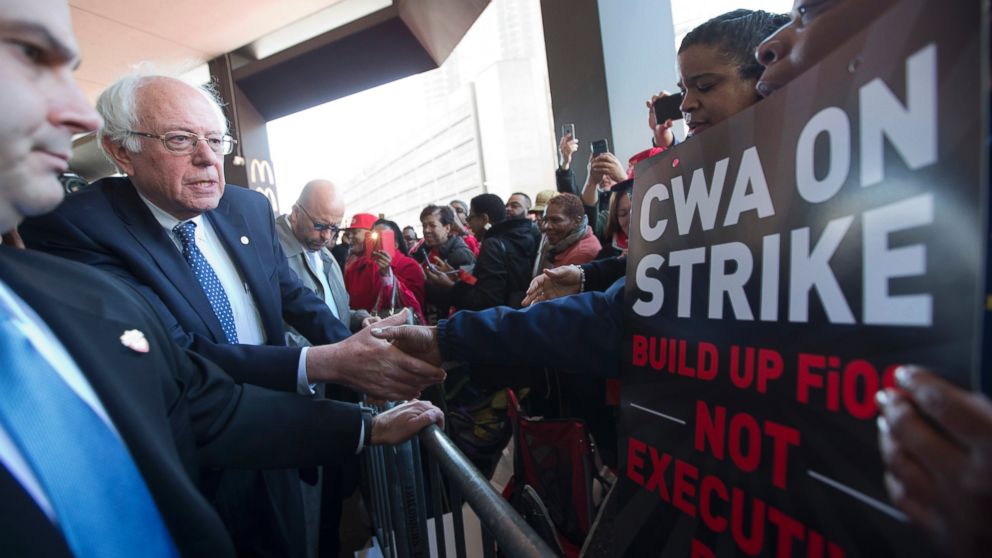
left=20, top=72, right=445, bottom=557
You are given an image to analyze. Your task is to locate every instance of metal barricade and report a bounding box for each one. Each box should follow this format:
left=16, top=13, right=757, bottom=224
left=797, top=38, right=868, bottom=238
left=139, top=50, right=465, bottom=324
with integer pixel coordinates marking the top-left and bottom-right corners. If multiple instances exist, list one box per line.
left=363, top=422, right=555, bottom=558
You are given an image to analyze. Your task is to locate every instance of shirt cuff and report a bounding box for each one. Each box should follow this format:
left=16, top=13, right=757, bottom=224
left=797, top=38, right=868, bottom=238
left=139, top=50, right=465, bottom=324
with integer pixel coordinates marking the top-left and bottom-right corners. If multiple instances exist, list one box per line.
left=297, top=347, right=316, bottom=396
left=356, top=405, right=374, bottom=454
left=356, top=420, right=364, bottom=454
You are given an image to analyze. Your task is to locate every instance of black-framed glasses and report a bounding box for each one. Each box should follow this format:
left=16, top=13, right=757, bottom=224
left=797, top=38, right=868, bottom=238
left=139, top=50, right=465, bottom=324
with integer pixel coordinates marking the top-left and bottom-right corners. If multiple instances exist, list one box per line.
left=127, top=130, right=237, bottom=155
left=295, top=204, right=340, bottom=234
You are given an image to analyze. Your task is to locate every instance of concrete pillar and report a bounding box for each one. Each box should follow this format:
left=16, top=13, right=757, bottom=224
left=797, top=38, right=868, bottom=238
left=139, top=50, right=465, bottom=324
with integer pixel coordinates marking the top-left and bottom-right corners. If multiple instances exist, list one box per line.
left=540, top=0, right=678, bottom=186
left=208, top=55, right=282, bottom=215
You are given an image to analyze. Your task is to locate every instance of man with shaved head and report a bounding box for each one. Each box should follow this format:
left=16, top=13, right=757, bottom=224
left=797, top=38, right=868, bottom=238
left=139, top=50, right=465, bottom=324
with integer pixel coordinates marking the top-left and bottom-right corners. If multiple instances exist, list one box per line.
left=279, top=179, right=372, bottom=336
left=278, top=179, right=374, bottom=556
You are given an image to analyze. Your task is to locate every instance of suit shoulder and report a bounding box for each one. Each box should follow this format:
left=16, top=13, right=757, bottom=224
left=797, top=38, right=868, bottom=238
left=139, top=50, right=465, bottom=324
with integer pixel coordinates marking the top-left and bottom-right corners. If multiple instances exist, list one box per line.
left=47, top=176, right=123, bottom=215
left=1, top=247, right=144, bottom=304
left=222, top=184, right=272, bottom=209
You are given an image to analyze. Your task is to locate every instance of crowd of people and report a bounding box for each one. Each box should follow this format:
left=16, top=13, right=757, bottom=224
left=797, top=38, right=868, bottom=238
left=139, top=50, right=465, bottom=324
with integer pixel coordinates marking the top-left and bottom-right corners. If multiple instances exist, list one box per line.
left=0, top=0, right=989, bottom=556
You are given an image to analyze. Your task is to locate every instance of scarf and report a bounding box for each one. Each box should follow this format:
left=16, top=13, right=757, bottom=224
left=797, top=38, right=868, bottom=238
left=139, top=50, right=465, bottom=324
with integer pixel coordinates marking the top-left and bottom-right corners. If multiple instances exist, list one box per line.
left=613, top=229, right=628, bottom=252
left=535, top=215, right=589, bottom=273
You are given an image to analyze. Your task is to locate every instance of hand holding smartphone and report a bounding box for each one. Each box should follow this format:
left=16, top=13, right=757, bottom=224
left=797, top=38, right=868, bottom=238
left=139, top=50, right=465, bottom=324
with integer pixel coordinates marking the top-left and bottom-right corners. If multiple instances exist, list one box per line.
left=652, top=92, right=684, bottom=123
left=365, top=229, right=396, bottom=258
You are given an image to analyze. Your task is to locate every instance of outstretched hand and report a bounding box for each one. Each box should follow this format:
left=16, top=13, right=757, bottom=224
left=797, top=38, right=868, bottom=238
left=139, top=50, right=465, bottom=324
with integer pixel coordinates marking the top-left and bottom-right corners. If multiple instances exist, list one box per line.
left=876, top=366, right=992, bottom=557
left=371, top=399, right=445, bottom=445
left=370, top=323, right=443, bottom=367
left=306, top=310, right=445, bottom=401
left=521, top=265, right=582, bottom=306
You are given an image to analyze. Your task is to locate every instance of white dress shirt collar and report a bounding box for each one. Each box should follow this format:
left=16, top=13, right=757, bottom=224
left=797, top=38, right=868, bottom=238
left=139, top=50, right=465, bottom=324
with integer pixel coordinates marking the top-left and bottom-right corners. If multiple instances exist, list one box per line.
left=135, top=190, right=203, bottom=232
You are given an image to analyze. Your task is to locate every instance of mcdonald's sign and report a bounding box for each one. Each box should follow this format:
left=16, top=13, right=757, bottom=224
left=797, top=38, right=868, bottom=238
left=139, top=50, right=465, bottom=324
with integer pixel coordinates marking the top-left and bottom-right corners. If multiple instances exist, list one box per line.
left=248, top=158, right=279, bottom=214
left=249, top=158, right=275, bottom=185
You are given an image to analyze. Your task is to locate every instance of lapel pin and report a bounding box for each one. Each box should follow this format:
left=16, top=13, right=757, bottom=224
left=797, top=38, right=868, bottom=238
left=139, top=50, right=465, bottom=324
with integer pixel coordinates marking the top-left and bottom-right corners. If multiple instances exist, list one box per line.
left=240, top=236, right=250, bottom=245
left=120, top=329, right=149, bottom=353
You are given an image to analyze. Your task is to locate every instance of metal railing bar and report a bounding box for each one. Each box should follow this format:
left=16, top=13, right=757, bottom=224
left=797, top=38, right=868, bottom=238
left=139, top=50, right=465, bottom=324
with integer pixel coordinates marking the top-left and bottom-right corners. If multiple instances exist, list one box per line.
left=481, top=528, right=496, bottom=558
left=376, top=445, right=397, bottom=558
left=429, top=457, right=447, bottom=558
left=367, top=444, right=385, bottom=556
left=449, top=477, right=467, bottom=558
left=386, top=447, right=409, bottom=558
left=418, top=425, right=556, bottom=558
left=409, top=437, right=430, bottom=557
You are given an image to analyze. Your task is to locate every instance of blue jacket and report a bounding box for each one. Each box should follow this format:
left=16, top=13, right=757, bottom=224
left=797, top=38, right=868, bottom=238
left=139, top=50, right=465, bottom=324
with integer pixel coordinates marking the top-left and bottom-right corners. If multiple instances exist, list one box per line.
left=438, top=277, right=626, bottom=377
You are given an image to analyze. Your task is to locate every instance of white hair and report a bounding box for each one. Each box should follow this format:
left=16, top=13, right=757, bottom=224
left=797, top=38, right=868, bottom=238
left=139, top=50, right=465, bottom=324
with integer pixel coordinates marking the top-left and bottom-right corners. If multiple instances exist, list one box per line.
left=95, top=68, right=229, bottom=169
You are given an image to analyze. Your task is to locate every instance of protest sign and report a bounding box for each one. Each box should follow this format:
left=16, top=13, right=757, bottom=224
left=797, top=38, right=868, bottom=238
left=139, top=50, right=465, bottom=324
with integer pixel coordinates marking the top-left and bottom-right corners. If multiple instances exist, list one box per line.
left=617, top=0, right=986, bottom=555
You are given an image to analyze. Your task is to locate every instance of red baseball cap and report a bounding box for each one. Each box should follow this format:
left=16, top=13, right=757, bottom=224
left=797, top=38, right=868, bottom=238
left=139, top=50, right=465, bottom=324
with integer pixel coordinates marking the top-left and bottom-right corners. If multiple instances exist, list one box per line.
left=346, top=213, right=377, bottom=230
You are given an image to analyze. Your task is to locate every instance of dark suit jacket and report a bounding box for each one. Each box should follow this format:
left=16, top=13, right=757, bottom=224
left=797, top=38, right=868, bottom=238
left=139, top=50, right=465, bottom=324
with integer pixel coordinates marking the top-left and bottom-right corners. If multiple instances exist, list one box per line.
left=19, top=177, right=356, bottom=557
left=0, top=247, right=363, bottom=557
left=20, top=177, right=351, bottom=392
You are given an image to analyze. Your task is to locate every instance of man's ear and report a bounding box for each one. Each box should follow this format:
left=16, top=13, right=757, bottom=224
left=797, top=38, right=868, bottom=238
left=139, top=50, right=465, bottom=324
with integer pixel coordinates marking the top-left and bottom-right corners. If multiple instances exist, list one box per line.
left=102, top=137, right=135, bottom=176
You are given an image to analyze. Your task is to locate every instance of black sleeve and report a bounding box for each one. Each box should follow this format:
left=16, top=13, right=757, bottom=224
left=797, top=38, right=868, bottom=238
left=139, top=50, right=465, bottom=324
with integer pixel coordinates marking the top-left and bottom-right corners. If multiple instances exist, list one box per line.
left=555, top=167, right=580, bottom=196
left=581, top=256, right=627, bottom=292
left=446, top=243, right=477, bottom=269
left=448, top=238, right=507, bottom=311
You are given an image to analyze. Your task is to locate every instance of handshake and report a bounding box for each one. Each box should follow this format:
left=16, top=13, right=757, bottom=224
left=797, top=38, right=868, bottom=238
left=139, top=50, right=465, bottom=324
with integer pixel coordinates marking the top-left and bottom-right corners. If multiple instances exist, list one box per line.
left=367, top=315, right=443, bottom=370
left=299, top=309, right=449, bottom=445
left=357, top=264, right=585, bottom=388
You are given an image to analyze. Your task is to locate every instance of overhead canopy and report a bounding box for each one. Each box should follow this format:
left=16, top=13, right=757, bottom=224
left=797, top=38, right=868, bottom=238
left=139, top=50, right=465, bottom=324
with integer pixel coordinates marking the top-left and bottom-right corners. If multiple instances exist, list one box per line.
left=69, top=0, right=489, bottom=178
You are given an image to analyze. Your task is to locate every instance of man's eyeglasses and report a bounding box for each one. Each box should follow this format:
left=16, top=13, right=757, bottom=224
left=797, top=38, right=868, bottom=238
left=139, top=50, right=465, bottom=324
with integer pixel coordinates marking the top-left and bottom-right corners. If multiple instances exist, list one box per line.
left=127, top=130, right=237, bottom=155
left=295, top=204, right=340, bottom=234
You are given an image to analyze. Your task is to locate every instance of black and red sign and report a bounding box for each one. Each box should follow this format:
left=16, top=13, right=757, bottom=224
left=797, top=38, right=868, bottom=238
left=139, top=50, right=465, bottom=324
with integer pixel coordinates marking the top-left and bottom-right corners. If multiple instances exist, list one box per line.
left=619, top=0, right=986, bottom=555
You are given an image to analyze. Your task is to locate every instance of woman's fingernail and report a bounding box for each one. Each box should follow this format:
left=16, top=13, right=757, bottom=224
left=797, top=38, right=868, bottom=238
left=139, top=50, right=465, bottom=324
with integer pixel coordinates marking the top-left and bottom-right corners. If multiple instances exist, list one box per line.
left=875, top=389, right=890, bottom=408
left=895, top=366, right=914, bottom=387
left=876, top=415, right=889, bottom=434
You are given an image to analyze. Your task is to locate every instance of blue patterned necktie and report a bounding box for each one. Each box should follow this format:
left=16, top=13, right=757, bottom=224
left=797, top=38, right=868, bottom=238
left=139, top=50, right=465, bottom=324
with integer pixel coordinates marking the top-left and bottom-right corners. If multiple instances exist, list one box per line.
left=173, top=220, right=239, bottom=343
left=0, top=298, right=179, bottom=557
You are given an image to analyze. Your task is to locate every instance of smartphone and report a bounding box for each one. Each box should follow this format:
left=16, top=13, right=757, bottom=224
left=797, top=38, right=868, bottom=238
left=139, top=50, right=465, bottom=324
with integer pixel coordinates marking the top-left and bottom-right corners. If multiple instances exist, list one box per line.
left=591, top=138, right=610, bottom=155
left=561, top=123, right=575, bottom=139
left=365, top=229, right=397, bottom=258
left=425, top=259, right=460, bottom=276
left=652, top=92, right=684, bottom=123
left=378, top=229, right=396, bottom=258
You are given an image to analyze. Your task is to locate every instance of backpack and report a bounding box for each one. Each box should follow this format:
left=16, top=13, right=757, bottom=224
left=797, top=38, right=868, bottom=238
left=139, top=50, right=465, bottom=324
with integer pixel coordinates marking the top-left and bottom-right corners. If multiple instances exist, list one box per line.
left=503, top=389, right=612, bottom=556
